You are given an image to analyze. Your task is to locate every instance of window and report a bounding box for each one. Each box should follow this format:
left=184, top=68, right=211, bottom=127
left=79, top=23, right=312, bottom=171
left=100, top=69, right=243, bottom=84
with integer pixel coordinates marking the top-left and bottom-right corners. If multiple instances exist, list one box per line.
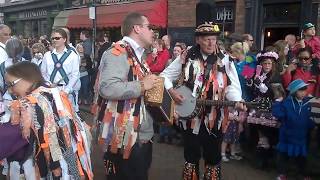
left=264, top=3, right=301, bottom=23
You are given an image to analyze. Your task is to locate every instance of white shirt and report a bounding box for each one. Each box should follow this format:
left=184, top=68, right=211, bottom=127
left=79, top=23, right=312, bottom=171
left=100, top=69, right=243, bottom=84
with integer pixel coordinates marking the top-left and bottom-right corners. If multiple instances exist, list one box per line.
left=160, top=56, right=183, bottom=89
left=0, top=42, right=8, bottom=64
left=41, top=47, right=80, bottom=93
left=161, top=54, right=242, bottom=101
left=122, top=36, right=145, bottom=62
left=31, top=57, right=43, bottom=66
left=222, top=54, right=242, bottom=101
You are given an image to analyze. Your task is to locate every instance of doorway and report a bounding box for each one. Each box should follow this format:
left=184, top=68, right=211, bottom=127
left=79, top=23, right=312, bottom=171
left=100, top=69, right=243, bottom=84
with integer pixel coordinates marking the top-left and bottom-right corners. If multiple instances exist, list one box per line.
left=263, top=27, right=299, bottom=48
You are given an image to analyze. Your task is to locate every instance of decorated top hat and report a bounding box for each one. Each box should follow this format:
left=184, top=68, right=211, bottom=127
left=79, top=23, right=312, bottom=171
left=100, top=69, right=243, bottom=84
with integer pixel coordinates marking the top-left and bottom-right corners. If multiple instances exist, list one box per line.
left=195, top=22, right=220, bottom=36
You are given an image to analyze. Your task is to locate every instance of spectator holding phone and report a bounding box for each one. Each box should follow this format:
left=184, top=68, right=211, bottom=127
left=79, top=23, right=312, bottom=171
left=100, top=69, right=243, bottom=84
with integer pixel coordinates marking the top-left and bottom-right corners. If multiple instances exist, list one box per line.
left=146, top=39, right=171, bottom=74
left=283, top=47, right=320, bottom=97
left=293, top=23, right=320, bottom=59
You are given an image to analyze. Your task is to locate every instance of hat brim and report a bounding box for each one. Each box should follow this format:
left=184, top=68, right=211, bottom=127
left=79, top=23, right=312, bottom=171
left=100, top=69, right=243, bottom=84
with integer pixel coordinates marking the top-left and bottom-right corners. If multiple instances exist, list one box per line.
left=303, top=26, right=315, bottom=31
left=289, top=83, right=309, bottom=94
left=195, top=32, right=220, bottom=36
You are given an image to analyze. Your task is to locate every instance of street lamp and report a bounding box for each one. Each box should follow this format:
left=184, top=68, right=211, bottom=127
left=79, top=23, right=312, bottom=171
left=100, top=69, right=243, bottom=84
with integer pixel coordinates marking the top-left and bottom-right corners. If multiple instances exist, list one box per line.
left=89, top=0, right=97, bottom=67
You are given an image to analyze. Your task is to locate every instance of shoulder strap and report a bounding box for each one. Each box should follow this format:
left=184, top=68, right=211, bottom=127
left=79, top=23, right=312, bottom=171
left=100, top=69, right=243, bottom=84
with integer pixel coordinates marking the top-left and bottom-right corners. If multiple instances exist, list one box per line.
left=68, top=46, right=78, bottom=55
left=49, top=50, right=72, bottom=84
left=0, top=62, right=5, bottom=95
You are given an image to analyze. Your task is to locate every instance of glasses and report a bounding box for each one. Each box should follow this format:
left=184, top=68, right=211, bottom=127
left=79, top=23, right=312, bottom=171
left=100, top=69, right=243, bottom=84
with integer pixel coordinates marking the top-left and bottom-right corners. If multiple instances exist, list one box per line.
left=51, top=37, right=63, bottom=41
left=249, top=39, right=254, bottom=42
left=6, top=78, right=22, bottom=88
left=135, top=24, right=154, bottom=30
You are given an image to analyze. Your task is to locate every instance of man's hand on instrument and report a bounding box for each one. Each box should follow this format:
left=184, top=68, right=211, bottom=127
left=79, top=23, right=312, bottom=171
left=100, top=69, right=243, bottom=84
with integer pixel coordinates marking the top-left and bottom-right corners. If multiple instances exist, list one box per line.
left=142, top=74, right=160, bottom=90
left=169, top=88, right=184, bottom=104
left=180, top=49, right=188, bottom=64
left=235, top=101, right=247, bottom=111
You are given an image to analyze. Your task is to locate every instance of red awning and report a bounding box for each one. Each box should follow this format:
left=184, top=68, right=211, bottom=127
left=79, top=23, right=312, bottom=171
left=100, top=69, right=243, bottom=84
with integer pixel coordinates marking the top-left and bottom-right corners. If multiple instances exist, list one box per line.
left=67, top=0, right=168, bottom=28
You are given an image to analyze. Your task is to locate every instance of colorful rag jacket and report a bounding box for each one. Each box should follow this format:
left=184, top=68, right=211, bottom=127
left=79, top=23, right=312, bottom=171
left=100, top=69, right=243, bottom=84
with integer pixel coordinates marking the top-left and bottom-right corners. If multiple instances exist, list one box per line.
left=9, top=86, right=93, bottom=180
left=91, top=41, right=150, bottom=159
left=180, top=46, right=230, bottom=135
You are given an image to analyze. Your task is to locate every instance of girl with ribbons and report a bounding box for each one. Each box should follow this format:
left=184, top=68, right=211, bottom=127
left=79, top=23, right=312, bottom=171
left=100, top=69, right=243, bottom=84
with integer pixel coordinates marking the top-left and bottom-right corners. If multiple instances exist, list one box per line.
left=2, top=61, right=92, bottom=179
left=246, top=51, right=282, bottom=168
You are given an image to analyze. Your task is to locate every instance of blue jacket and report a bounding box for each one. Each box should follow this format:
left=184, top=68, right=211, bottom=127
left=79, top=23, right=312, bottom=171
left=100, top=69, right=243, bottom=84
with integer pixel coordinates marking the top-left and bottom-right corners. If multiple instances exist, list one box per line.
left=272, top=96, right=314, bottom=156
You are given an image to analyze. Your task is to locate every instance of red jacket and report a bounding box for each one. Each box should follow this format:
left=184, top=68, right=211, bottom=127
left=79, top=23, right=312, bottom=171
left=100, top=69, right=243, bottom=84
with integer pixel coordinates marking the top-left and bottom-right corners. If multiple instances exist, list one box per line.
left=146, top=49, right=170, bottom=73
left=282, top=68, right=319, bottom=96
left=293, top=36, right=320, bottom=59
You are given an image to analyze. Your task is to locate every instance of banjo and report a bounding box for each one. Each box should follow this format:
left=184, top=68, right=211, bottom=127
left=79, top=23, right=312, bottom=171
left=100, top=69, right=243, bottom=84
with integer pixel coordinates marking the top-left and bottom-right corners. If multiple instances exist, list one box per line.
left=175, top=85, right=271, bottom=120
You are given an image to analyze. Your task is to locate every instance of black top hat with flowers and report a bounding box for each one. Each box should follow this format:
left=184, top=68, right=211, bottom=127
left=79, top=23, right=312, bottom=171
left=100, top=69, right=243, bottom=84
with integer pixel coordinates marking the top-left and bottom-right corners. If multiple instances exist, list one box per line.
left=195, top=22, right=221, bottom=36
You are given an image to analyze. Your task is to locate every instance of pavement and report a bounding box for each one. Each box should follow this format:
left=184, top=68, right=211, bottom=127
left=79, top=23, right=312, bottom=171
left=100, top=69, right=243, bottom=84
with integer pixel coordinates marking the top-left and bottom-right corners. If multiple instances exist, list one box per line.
left=1, top=107, right=320, bottom=180
left=81, top=109, right=278, bottom=180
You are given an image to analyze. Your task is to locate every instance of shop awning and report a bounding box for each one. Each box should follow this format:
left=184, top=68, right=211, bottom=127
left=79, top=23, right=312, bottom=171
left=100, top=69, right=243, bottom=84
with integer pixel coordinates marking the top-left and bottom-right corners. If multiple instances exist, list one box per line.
left=52, top=10, right=73, bottom=29
left=66, top=0, right=168, bottom=28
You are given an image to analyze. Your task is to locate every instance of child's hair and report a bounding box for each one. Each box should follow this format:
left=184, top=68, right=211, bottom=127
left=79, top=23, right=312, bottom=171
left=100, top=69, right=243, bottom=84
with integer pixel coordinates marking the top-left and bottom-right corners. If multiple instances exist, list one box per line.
left=31, top=43, right=46, bottom=55
left=271, top=83, right=286, bottom=99
left=6, top=61, right=45, bottom=91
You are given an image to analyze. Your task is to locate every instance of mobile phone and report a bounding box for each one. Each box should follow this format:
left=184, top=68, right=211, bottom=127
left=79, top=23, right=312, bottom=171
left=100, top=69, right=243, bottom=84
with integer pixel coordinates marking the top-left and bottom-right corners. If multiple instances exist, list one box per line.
left=300, top=30, right=303, bottom=40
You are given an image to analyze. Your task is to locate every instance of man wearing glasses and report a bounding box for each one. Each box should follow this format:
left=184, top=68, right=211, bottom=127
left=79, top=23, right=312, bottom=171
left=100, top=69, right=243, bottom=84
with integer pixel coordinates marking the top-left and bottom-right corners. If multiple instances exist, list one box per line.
left=96, top=12, right=159, bottom=180
left=242, top=33, right=254, bottom=49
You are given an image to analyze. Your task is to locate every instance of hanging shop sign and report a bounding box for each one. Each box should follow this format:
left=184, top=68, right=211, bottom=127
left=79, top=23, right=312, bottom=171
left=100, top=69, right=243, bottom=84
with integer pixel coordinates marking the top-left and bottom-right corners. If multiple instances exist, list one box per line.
left=18, top=9, right=47, bottom=20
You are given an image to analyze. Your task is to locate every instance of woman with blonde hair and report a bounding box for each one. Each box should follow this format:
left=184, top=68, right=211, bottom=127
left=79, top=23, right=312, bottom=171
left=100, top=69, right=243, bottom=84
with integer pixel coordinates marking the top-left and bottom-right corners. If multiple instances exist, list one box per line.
left=230, top=41, right=257, bottom=101
left=273, top=40, right=289, bottom=74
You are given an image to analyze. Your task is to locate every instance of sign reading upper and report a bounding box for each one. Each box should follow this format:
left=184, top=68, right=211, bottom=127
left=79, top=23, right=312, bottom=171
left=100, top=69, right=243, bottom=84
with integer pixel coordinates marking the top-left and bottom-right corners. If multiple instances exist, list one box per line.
left=18, top=9, right=47, bottom=19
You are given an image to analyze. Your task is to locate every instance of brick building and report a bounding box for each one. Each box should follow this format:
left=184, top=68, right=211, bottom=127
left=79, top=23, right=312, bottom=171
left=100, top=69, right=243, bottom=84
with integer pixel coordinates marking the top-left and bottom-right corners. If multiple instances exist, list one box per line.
left=168, top=0, right=320, bottom=49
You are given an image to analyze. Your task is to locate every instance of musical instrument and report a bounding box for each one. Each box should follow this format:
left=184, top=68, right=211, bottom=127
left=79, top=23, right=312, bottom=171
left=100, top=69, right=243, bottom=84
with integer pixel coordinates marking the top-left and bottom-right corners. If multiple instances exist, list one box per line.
left=174, top=85, right=271, bottom=120
left=146, top=87, right=174, bottom=124
left=145, top=77, right=165, bottom=107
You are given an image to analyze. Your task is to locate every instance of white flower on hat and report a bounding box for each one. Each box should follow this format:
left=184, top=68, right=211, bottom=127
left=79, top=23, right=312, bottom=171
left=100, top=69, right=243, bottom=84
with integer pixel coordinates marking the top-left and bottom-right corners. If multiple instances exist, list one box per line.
left=256, top=51, right=279, bottom=60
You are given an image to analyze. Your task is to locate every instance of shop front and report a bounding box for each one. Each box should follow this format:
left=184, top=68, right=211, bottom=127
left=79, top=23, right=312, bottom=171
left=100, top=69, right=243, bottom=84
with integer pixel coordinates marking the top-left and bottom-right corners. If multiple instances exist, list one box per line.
left=2, top=0, right=60, bottom=37
left=168, top=0, right=236, bottom=46
left=54, top=0, right=168, bottom=43
left=245, top=0, right=320, bottom=49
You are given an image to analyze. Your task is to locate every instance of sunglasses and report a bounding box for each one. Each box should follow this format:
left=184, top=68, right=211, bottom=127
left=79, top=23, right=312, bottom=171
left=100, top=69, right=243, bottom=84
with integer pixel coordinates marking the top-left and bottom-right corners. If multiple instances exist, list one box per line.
left=299, top=57, right=310, bottom=61
left=51, top=36, right=63, bottom=41
left=6, top=78, right=22, bottom=88
left=135, top=24, right=154, bottom=30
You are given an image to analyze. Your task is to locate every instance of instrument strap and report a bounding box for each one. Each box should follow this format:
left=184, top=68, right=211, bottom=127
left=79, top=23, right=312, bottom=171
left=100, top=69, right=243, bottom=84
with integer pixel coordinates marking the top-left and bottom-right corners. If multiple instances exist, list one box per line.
left=124, top=41, right=150, bottom=77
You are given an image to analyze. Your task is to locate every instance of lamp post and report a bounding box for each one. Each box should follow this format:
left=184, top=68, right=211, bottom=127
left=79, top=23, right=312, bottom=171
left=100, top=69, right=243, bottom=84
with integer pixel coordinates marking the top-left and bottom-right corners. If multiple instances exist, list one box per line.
left=89, top=0, right=97, bottom=67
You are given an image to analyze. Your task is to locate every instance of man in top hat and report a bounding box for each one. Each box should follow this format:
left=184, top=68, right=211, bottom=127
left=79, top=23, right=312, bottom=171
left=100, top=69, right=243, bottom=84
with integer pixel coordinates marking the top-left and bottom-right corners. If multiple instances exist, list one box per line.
left=161, top=22, right=244, bottom=180
left=294, top=23, right=320, bottom=59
